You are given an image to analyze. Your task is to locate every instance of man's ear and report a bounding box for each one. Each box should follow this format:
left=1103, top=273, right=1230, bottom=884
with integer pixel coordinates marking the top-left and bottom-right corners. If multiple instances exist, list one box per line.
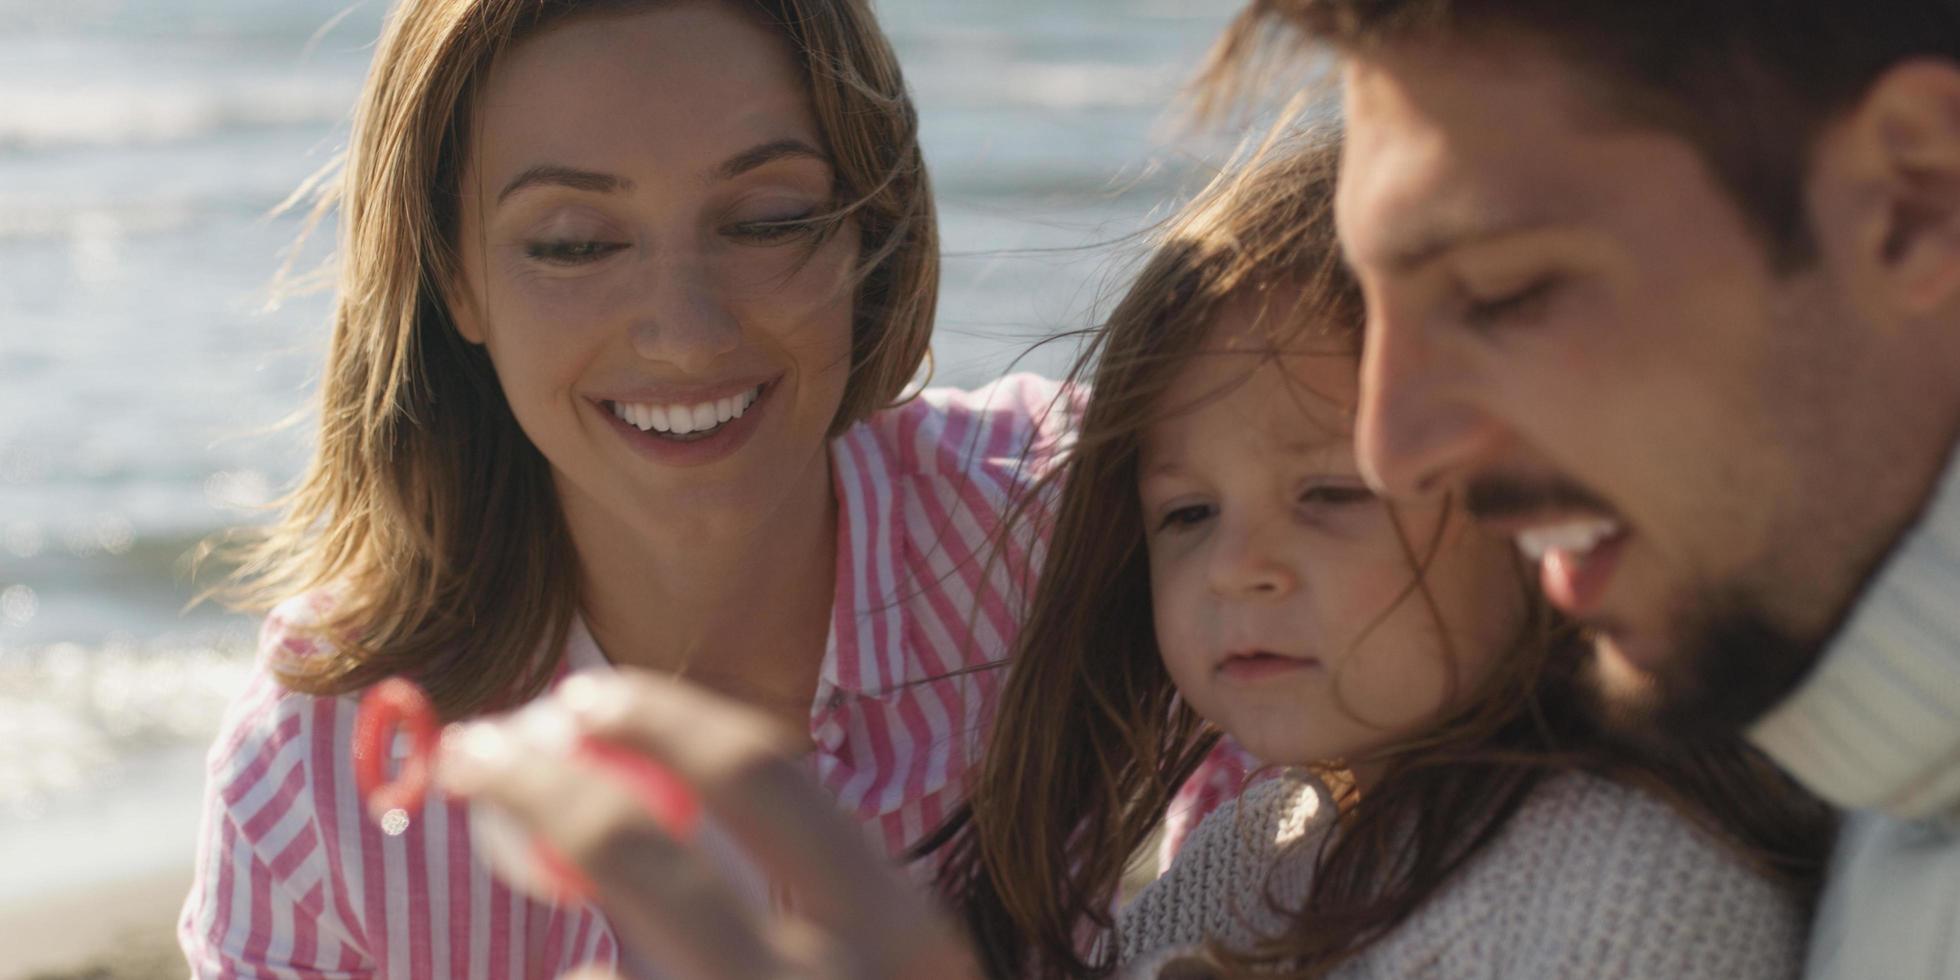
left=1813, top=58, right=1960, bottom=318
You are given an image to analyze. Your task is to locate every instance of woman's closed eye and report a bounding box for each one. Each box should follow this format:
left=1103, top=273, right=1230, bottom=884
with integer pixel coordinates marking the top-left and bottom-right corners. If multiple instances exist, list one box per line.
left=523, top=239, right=629, bottom=266
left=724, top=209, right=824, bottom=246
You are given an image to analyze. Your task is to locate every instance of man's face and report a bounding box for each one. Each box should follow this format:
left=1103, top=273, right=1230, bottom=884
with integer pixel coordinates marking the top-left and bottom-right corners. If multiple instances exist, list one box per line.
left=1335, top=37, right=1950, bottom=737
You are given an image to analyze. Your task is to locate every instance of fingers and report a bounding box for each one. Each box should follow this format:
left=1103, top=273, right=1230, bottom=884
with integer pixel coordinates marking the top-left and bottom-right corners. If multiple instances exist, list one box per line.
left=552, top=673, right=975, bottom=976
left=439, top=721, right=787, bottom=980
left=555, top=674, right=918, bottom=921
left=556, top=670, right=802, bottom=786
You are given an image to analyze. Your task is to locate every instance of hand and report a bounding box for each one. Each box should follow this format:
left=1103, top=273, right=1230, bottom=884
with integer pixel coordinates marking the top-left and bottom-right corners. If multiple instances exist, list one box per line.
left=438, top=671, right=986, bottom=980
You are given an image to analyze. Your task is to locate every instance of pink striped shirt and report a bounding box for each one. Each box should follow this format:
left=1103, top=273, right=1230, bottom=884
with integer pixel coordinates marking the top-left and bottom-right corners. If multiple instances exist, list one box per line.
left=179, top=374, right=1076, bottom=979
left=1161, top=739, right=1263, bottom=868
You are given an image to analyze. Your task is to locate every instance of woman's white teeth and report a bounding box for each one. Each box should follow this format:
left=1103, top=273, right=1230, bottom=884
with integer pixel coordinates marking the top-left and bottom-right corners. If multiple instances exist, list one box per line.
left=610, top=386, right=762, bottom=436
left=1516, top=519, right=1623, bottom=561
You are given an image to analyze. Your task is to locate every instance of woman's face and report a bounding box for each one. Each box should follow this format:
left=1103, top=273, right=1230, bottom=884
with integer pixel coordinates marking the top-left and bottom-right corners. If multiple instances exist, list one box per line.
left=1140, top=293, right=1529, bottom=769
left=451, top=1, right=857, bottom=540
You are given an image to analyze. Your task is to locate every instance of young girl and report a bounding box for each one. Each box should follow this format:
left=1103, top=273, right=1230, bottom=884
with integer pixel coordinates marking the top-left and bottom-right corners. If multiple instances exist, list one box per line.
left=178, top=0, right=1076, bottom=976
left=424, top=135, right=1834, bottom=980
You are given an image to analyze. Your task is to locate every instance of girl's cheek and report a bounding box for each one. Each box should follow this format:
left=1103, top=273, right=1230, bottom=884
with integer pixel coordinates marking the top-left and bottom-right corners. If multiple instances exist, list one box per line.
left=1157, top=570, right=1215, bottom=673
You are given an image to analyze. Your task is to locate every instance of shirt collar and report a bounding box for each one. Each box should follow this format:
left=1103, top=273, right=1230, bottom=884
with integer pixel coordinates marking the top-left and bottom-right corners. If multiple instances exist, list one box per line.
left=1751, top=441, right=1960, bottom=819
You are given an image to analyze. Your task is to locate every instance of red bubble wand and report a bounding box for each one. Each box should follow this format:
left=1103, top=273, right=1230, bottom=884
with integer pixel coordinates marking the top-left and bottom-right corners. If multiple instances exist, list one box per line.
left=353, top=678, right=700, bottom=899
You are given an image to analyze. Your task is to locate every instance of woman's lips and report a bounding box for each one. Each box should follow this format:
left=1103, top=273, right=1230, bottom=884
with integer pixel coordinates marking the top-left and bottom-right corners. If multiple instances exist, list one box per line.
left=597, top=379, right=775, bottom=467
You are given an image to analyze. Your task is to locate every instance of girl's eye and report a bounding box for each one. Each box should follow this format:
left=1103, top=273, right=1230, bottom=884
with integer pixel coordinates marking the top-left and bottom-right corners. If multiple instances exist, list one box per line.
left=1299, top=484, right=1375, bottom=509
left=726, top=210, right=822, bottom=246
left=524, top=240, right=627, bottom=266
left=1462, top=276, right=1561, bottom=331
left=1156, top=503, right=1214, bottom=532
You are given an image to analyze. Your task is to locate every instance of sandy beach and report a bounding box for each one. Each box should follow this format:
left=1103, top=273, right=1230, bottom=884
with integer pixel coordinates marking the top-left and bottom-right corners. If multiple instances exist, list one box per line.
left=1, top=868, right=188, bottom=980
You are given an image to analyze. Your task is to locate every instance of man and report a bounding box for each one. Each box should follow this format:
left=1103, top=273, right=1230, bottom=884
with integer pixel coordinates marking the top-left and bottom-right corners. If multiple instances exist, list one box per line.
left=1215, top=2, right=1960, bottom=976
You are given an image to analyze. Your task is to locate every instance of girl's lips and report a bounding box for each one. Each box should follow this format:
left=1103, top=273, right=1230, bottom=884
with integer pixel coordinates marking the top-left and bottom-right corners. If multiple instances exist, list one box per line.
left=1217, top=651, right=1322, bottom=683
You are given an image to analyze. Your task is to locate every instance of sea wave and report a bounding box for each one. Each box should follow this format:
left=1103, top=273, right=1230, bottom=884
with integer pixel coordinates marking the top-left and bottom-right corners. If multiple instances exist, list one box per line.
left=0, top=197, right=205, bottom=242
left=0, top=632, right=254, bottom=819
left=0, top=76, right=356, bottom=152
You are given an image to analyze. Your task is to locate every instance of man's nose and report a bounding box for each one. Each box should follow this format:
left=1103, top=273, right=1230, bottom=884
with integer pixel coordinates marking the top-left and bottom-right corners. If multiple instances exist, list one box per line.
left=1354, top=302, right=1505, bottom=500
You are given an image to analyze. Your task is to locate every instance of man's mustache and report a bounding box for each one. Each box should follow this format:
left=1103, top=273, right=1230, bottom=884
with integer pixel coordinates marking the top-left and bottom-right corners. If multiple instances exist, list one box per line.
left=1463, top=475, right=1617, bottom=523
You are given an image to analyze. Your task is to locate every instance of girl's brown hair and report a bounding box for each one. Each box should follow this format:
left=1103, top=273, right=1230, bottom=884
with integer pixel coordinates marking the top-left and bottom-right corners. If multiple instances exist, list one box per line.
left=926, top=132, right=1832, bottom=978
left=212, top=0, right=936, bottom=719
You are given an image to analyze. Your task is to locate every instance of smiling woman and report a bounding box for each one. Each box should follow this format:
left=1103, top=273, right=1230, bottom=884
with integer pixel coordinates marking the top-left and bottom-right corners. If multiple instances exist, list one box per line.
left=176, top=1, right=1078, bottom=977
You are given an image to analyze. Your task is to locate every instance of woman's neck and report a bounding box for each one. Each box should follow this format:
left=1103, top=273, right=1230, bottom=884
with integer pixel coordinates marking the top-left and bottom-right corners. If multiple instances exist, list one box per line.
left=565, top=450, right=839, bottom=736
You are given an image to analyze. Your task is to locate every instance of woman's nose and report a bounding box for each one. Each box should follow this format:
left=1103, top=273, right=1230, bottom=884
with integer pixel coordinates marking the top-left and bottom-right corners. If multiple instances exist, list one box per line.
left=628, top=250, right=742, bottom=372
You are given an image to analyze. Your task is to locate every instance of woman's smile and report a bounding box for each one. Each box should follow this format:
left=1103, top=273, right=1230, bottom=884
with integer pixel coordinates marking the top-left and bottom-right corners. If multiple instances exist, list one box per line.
left=593, top=378, right=779, bottom=467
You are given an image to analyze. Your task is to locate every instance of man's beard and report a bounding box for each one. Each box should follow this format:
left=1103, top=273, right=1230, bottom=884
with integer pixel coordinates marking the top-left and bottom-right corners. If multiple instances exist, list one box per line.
left=1580, top=592, right=1823, bottom=750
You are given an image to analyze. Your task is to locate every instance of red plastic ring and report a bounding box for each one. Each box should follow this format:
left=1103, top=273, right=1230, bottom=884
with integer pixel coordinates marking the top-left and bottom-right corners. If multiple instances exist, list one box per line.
left=353, top=678, right=441, bottom=831
left=575, top=734, right=701, bottom=841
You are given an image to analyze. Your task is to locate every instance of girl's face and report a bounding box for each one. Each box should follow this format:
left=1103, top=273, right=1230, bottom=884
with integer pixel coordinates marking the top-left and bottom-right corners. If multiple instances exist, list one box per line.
left=1140, top=293, right=1528, bottom=770
left=450, top=1, right=857, bottom=540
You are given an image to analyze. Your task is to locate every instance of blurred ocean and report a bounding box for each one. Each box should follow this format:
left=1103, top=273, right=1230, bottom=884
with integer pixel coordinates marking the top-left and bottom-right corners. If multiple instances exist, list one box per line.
left=0, top=0, right=1239, bottom=904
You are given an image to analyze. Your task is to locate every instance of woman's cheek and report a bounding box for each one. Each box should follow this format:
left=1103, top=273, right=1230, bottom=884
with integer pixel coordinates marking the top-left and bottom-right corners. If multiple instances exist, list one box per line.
left=503, top=262, right=638, bottom=326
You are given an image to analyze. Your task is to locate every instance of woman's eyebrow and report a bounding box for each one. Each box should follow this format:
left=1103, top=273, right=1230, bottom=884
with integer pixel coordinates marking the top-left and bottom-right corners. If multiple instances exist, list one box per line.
left=715, top=137, right=828, bottom=180
left=496, top=164, right=633, bottom=205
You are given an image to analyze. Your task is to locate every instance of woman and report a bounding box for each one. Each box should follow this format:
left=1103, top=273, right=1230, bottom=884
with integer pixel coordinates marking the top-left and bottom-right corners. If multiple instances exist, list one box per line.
left=179, top=1, right=1072, bottom=975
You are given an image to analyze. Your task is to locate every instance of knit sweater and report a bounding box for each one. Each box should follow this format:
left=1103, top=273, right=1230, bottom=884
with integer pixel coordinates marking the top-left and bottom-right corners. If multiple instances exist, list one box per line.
left=1116, top=772, right=1807, bottom=979
left=1749, top=447, right=1960, bottom=979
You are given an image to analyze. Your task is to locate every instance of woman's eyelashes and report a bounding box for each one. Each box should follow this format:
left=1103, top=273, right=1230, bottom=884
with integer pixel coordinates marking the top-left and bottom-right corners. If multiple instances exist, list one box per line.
left=521, top=208, right=824, bottom=266
left=523, top=239, right=629, bottom=265
left=723, top=208, right=824, bottom=245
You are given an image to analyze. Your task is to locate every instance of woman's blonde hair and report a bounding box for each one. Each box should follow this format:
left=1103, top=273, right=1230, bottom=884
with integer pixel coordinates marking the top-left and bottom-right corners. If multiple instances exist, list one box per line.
left=218, top=0, right=936, bottom=719
left=927, top=132, right=1832, bottom=979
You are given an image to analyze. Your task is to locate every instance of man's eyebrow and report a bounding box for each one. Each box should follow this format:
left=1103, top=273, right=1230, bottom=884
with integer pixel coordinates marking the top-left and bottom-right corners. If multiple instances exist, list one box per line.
left=1372, top=211, right=1563, bottom=274
left=497, top=165, right=633, bottom=205
left=715, top=138, right=828, bottom=181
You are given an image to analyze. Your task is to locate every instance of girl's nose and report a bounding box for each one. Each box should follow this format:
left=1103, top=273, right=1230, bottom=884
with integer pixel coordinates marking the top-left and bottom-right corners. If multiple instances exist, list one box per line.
left=1206, top=517, right=1299, bottom=599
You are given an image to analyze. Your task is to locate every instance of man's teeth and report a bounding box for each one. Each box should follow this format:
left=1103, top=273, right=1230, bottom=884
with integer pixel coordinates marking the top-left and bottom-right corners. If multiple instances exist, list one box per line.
left=1516, top=519, right=1623, bottom=561
left=610, top=385, right=762, bottom=436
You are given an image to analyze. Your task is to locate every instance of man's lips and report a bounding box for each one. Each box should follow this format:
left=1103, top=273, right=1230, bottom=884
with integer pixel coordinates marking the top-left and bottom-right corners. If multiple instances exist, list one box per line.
left=1463, top=476, right=1632, bottom=621
left=1491, top=514, right=1630, bottom=619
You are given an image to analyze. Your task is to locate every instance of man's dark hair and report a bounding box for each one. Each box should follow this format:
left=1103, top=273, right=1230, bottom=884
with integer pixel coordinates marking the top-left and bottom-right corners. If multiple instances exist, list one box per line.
left=1211, top=1, right=1960, bottom=268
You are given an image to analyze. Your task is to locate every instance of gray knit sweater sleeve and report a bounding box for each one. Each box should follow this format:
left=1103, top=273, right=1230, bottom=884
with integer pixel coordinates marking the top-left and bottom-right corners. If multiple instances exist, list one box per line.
left=1117, top=772, right=1809, bottom=979
left=1117, top=777, right=1326, bottom=967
